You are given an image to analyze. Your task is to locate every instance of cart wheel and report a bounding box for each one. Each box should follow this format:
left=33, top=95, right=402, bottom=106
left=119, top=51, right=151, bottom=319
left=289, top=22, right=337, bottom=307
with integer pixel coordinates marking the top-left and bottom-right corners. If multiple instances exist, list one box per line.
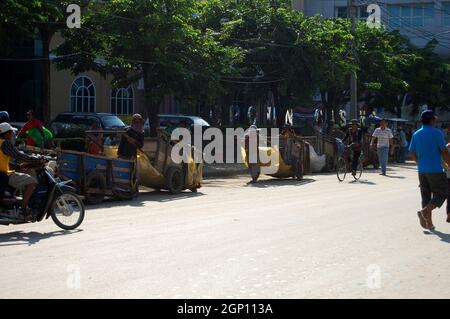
left=293, top=159, right=303, bottom=180
left=249, top=164, right=260, bottom=183
left=166, top=167, right=184, bottom=194
left=85, top=171, right=106, bottom=205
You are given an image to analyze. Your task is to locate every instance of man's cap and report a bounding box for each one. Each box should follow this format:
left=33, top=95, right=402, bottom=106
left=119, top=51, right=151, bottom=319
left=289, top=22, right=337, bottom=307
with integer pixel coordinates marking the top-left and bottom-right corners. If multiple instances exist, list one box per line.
left=0, top=122, right=14, bottom=134
left=350, top=119, right=359, bottom=125
left=132, top=114, right=144, bottom=122
left=26, top=110, right=34, bottom=115
left=421, top=110, right=437, bottom=121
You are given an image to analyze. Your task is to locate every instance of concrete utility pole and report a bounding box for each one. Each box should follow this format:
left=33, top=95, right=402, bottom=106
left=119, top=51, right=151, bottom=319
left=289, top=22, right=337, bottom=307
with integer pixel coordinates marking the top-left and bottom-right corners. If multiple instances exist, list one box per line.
left=348, top=0, right=358, bottom=120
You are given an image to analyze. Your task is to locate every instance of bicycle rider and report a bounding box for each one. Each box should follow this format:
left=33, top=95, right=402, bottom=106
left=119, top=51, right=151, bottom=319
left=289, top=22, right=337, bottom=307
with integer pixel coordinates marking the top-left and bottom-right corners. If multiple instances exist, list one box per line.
left=342, top=119, right=363, bottom=176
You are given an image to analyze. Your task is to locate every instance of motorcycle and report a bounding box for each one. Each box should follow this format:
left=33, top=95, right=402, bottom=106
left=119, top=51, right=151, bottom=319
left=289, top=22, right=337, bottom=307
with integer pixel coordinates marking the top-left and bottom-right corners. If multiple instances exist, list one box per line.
left=0, top=161, right=85, bottom=230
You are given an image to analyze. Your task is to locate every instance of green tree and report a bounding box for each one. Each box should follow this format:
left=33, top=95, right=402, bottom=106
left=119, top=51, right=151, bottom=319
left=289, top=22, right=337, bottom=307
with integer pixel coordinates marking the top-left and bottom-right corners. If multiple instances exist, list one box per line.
left=56, top=0, right=238, bottom=136
left=0, top=0, right=87, bottom=124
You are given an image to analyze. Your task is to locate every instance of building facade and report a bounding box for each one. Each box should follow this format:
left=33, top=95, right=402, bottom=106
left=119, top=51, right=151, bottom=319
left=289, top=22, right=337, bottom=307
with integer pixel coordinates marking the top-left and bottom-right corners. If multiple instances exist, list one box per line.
left=292, top=0, right=450, bottom=57
left=49, top=34, right=178, bottom=122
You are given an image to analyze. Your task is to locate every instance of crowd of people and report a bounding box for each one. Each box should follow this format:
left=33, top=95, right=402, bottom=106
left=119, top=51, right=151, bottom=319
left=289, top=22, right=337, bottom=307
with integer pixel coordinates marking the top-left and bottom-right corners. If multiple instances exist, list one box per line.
left=1, top=108, right=450, bottom=230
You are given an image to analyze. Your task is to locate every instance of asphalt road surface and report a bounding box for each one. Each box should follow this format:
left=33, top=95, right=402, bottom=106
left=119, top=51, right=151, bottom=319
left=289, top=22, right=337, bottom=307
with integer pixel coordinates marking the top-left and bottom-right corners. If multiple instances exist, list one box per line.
left=1, top=164, right=449, bottom=299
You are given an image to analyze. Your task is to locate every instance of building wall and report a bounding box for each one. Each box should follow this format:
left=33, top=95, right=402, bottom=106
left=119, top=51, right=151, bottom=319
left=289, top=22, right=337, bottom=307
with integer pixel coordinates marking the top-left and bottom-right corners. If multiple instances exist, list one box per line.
left=293, top=0, right=450, bottom=57
left=49, top=33, right=148, bottom=121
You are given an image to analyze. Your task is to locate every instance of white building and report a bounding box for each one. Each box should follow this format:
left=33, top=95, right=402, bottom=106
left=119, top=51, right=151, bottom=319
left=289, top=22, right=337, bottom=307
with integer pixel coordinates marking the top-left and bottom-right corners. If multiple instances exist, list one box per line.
left=292, top=0, right=450, bottom=57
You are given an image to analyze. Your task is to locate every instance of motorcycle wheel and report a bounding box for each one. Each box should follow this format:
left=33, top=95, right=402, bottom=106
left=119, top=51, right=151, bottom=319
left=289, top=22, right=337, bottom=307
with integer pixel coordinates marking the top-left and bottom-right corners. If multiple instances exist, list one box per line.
left=51, top=191, right=85, bottom=230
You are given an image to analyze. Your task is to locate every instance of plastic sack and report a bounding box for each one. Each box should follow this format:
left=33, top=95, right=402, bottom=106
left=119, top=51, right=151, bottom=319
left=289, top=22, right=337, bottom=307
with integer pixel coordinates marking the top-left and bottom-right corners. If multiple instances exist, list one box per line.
left=26, top=127, right=53, bottom=147
left=309, top=144, right=326, bottom=173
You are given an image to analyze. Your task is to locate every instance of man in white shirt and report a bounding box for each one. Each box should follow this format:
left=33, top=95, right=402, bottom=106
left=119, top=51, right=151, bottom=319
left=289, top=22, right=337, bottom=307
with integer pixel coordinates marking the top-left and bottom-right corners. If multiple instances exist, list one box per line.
left=371, top=119, right=394, bottom=175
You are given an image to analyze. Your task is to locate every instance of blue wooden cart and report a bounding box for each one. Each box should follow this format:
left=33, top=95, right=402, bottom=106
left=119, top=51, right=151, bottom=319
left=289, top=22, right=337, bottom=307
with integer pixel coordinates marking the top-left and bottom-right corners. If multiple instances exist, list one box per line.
left=57, top=150, right=138, bottom=205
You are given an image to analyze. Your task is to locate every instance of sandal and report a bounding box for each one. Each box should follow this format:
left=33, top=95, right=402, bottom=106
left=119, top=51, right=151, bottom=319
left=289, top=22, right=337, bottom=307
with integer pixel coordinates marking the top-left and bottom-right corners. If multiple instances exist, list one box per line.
left=417, top=211, right=427, bottom=229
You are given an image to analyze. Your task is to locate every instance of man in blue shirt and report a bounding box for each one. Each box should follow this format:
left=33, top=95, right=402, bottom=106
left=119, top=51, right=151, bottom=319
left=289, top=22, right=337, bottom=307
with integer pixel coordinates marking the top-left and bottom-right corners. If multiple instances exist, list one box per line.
left=409, top=110, right=450, bottom=231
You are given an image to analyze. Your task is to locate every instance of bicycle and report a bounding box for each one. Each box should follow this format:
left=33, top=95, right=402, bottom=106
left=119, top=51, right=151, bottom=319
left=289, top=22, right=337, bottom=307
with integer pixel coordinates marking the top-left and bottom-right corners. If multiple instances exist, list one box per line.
left=336, top=145, right=363, bottom=182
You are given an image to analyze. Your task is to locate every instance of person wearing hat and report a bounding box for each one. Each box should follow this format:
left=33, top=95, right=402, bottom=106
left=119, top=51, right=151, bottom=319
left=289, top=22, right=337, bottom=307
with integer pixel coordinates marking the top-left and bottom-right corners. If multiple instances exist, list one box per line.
left=342, top=119, right=363, bottom=176
left=18, top=110, right=44, bottom=146
left=409, top=110, right=450, bottom=230
left=117, top=114, right=145, bottom=160
left=0, top=111, right=10, bottom=124
left=0, top=122, right=44, bottom=219
left=371, top=118, right=394, bottom=176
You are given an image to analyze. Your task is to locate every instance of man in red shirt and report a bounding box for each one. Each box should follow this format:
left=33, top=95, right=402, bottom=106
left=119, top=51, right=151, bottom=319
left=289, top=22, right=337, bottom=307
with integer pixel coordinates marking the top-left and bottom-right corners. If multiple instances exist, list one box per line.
left=18, top=110, right=44, bottom=146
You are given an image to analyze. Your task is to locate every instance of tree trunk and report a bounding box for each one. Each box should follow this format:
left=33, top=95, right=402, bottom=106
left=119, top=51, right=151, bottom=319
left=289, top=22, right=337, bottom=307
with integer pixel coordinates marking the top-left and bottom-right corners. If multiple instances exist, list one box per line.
left=142, top=64, right=161, bottom=137
left=324, top=88, right=337, bottom=135
left=41, top=29, right=54, bottom=126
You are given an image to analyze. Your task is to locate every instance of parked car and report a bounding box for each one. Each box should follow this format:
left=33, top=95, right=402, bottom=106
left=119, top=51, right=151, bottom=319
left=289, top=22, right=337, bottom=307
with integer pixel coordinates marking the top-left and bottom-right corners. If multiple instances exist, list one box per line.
left=144, top=114, right=210, bottom=136
left=51, top=112, right=127, bottom=137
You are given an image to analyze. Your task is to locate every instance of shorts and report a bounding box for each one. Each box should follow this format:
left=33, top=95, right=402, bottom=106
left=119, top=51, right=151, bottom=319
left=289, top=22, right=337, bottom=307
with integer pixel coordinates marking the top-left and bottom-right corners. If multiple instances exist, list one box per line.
left=8, top=172, right=38, bottom=190
left=419, top=173, right=448, bottom=208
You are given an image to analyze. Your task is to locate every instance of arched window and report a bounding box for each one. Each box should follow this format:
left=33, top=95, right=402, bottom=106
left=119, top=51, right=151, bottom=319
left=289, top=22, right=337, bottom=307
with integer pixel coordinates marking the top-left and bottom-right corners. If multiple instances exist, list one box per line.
left=111, top=86, right=134, bottom=115
left=70, top=76, right=96, bottom=113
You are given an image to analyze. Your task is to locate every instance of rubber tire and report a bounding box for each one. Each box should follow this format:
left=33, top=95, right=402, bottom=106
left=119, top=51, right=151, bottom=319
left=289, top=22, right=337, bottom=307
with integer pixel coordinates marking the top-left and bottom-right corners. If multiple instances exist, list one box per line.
left=249, top=164, right=260, bottom=183
left=166, top=167, right=184, bottom=194
left=293, top=159, right=303, bottom=180
left=353, top=159, right=363, bottom=181
left=51, top=191, right=85, bottom=231
left=336, top=157, right=347, bottom=182
left=85, top=171, right=107, bottom=205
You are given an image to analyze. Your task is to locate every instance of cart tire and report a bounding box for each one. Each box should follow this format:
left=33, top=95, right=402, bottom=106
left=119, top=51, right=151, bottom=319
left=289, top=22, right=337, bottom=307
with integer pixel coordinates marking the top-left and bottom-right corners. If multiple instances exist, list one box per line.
left=166, top=167, right=184, bottom=194
left=113, top=188, right=137, bottom=201
left=249, top=164, right=260, bottom=183
left=85, top=171, right=106, bottom=205
left=293, top=159, right=303, bottom=180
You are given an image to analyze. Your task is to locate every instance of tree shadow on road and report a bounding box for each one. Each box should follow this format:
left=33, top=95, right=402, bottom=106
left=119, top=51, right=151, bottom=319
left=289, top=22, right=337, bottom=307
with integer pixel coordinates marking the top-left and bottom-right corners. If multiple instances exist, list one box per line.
left=245, top=178, right=316, bottom=188
left=0, top=229, right=82, bottom=247
left=349, top=179, right=377, bottom=185
left=383, top=174, right=406, bottom=179
left=88, top=190, right=206, bottom=210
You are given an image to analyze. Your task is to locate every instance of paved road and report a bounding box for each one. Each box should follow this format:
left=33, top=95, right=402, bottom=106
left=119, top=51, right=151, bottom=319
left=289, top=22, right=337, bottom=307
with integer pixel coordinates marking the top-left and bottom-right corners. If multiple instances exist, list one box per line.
left=1, top=164, right=449, bottom=299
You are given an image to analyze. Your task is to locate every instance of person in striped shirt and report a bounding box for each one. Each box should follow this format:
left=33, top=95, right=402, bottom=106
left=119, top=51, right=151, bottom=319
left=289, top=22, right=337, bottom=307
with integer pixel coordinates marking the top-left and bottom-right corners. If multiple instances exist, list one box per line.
left=371, top=119, right=394, bottom=176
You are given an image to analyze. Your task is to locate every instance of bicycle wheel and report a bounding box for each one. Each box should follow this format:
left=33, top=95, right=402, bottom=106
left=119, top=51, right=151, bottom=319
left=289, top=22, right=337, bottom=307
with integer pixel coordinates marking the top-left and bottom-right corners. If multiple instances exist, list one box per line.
left=353, top=158, right=363, bottom=181
left=336, top=157, right=347, bottom=182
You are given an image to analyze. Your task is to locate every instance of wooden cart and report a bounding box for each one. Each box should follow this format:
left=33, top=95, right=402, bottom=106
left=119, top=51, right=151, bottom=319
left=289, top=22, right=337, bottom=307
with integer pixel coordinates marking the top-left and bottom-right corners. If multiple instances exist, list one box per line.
left=241, top=131, right=309, bottom=183
left=57, top=150, right=138, bottom=205
left=103, top=131, right=203, bottom=194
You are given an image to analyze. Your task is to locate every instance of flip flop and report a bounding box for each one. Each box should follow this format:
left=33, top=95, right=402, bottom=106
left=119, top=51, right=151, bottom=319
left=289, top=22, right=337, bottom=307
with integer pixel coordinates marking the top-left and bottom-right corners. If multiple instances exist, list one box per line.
left=417, top=211, right=427, bottom=229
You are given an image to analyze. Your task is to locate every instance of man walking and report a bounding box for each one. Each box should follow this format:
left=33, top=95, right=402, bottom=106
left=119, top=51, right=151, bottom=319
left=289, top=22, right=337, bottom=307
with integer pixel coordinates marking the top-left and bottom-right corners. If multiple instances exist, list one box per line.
left=409, top=110, right=450, bottom=231
left=371, top=119, right=393, bottom=175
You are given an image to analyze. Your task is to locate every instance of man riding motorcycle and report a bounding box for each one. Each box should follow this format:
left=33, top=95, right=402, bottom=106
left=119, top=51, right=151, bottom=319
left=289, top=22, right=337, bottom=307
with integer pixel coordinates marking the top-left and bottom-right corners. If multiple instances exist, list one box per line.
left=0, top=122, right=44, bottom=220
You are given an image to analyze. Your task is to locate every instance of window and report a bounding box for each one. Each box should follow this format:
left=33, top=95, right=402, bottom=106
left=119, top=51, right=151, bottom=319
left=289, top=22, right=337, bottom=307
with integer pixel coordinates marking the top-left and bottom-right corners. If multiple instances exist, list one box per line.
left=388, top=3, right=435, bottom=28
left=336, top=5, right=369, bottom=20
left=336, top=7, right=347, bottom=18
left=111, top=85, right=134, bottom=115
left=70, top=76, right=96, bottom=113
left=359, top=5, right=369, bottom=21
left=444, top=2, right=450, bottom=26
